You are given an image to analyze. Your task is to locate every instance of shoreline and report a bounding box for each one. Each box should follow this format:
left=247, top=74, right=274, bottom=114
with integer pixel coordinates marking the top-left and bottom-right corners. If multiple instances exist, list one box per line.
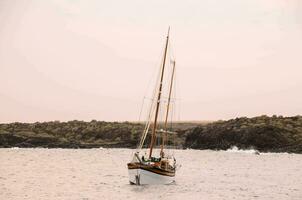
left=3, top=146, right=302, bottom=156
left=1, top=115, right=302, bottom=154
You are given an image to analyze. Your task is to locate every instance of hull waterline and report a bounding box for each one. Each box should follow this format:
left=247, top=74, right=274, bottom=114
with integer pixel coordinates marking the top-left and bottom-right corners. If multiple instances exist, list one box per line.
left=128, top=168, right=175, bottom=185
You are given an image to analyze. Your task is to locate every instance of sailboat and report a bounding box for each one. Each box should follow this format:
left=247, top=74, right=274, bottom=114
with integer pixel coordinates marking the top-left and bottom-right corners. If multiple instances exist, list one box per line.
left=127, top=28, right=178, bottom=185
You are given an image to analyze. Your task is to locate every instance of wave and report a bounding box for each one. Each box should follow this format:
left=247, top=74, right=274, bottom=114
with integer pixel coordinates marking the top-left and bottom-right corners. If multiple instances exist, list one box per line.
left=226, top=146, right=260, bottom=154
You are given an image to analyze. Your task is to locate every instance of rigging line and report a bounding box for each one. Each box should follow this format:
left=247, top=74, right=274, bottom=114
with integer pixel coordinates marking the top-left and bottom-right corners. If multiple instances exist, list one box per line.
left=137, top=94, right=156, bottom=149
left=136, top=93, right=155, bottom=149
left=157, top=96, right=181, bottom=100
left=174, top=66, right=181, bottom=122
left=137, top=45, right=167, bottom=150
left=137, top=48, right=166, bottom=151
left=149, top=27, right=170, bottom=158
left=167, top=33, right=179, bottom=123
left=137, top=96, right=156, bottom=122
left=170, top=40, right=176, bottom=59
left=137, top=98, right=145, bottom=122
left=142, top=37, right=167, bottom=100
left=141, top=98, right=179, bottom=103
left=160, top=59, right=176, bottom=155
left=137, top=38, right=165, bottom=122
left=134, top=44, right=166, bottom=154
left=143, top=97, right=155, bottom=101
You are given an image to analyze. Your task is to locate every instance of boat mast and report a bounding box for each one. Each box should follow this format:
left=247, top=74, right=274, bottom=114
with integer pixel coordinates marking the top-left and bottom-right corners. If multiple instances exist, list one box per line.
left=160, top=60, right=175, bottom=157
left=149, top=27, right=170, bottom=159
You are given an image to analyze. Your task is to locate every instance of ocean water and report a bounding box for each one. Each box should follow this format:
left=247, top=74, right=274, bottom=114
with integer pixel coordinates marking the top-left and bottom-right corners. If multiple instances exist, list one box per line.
left=0, top=148, right=301, bottom=200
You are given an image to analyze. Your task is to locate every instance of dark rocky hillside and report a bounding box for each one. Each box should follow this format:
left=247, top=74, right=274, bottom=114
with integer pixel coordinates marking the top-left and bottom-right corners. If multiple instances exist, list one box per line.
left=0, top=120, right=191, bottom=149
left=1, top=116, right=302, bottom=153
left=184, top=115, right=302, bottom=153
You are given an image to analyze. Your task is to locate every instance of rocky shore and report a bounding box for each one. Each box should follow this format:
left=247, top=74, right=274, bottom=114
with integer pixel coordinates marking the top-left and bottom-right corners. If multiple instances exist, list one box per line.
left=184, top=115, right=302, bottom=153
left=1, top=116, right=302, bottom=153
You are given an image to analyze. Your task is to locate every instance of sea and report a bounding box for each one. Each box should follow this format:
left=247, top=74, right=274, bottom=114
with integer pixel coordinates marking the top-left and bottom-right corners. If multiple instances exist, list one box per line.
left=0, top=148, right=301, bottom=200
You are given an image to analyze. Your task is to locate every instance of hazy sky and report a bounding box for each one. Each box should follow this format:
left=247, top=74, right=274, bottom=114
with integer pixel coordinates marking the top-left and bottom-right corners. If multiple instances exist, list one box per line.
left=0, top=0, right=302, bottom=122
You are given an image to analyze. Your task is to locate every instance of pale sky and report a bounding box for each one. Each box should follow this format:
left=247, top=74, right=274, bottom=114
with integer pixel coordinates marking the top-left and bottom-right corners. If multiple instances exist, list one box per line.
left=0, top=0, right=302, bottom=123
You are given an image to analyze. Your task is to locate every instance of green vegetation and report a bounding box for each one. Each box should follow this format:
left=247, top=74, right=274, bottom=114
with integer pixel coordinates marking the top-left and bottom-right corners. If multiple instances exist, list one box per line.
left=0, top=120, right=142, bottom=148
left=0, top=120, right=193, bottom=149
left=1, top=116, right=302, bottom=153
left=185, top=115, right=302, bottom=153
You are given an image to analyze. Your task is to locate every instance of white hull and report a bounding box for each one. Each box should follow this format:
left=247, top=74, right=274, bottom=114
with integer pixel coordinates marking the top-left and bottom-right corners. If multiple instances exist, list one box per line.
left=128, top=168, right=175, bottom=185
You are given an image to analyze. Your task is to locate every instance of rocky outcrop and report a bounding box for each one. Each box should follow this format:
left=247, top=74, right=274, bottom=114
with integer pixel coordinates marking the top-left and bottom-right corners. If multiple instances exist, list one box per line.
left=0, top=121, right=191, bottom=148
left=184, top=115, right=302, bottom=153
left=1, top=116, right=302, bottom=153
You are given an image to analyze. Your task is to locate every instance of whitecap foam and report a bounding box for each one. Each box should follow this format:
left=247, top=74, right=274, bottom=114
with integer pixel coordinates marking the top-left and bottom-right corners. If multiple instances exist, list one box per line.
left=226, top=146, right=260, bottom=154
